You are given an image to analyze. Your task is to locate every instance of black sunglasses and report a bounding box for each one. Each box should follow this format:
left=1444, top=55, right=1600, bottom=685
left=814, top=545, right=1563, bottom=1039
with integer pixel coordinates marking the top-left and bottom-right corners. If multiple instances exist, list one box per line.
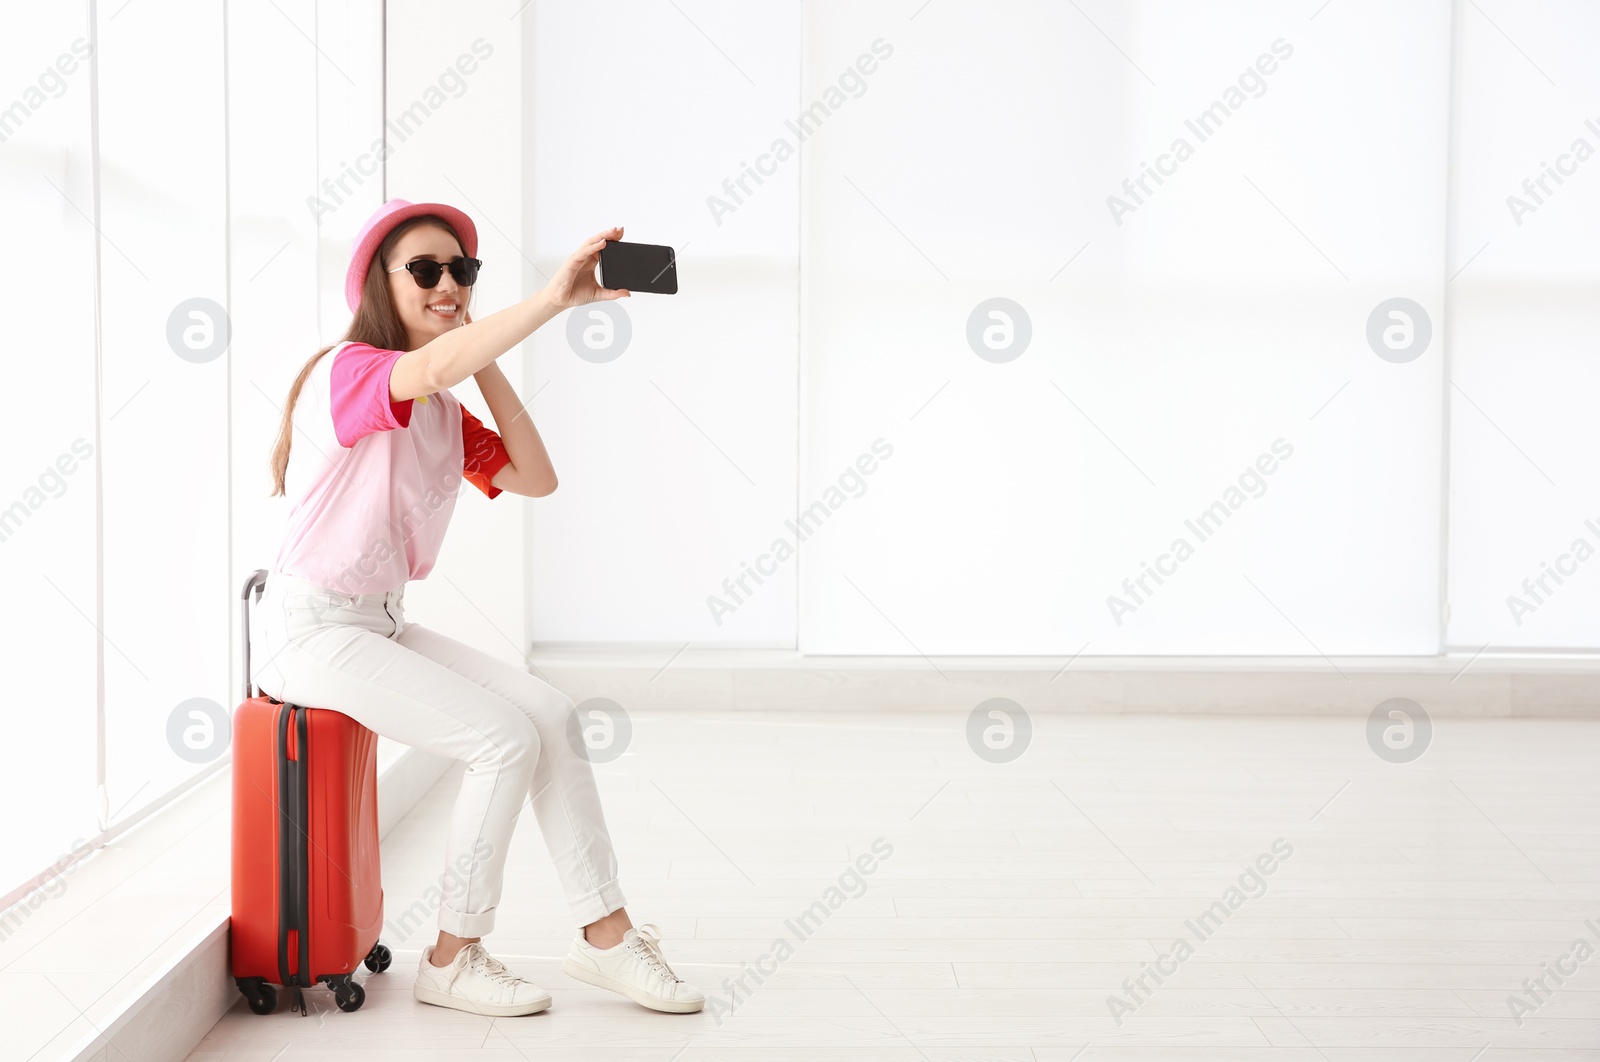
left=387, top=255, right=481, bottom=288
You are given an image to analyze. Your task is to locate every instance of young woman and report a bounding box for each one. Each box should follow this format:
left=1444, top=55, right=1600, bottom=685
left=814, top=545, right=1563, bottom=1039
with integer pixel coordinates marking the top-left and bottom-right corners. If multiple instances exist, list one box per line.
left=250, top=197, right=703, bottom=1018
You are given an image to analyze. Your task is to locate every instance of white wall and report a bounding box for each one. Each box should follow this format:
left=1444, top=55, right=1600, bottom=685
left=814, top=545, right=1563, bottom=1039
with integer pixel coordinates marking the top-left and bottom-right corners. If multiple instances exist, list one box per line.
left=1444, top=1, right=1600, bottom=650
left=799, top=0, right=1452, bottom=655
left=513, top=1, right=1452, bottom=654
left=523, top=0, right=803, bottom=648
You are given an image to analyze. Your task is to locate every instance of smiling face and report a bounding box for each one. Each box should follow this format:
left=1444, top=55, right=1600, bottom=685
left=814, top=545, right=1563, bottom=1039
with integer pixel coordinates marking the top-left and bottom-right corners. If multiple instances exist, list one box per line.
left=385, top=222, right=473, bottom=352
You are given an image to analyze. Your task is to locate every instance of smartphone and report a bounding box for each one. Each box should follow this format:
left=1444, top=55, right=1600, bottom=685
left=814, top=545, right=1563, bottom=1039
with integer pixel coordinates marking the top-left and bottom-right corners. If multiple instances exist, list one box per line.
left=599, top=240, right=679, bottom=295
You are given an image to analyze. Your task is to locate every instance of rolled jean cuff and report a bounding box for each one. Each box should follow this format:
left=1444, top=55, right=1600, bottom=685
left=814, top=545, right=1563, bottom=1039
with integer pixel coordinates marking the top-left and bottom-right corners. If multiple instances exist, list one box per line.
left=437, top=902, right=498, bottom=939
left=569, top=876, right=628, bottom=927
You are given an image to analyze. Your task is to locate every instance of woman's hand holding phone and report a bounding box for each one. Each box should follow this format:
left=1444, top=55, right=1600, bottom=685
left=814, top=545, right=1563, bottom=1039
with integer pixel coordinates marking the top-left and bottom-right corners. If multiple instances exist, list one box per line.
left=543, top=226, right=631, bottom=310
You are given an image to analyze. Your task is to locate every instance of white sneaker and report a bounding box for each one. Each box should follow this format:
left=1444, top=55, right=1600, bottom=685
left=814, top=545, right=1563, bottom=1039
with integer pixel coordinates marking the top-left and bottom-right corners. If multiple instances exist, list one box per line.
left=562, top=923, right=706, bottom=1013
left=414, top=941, right=552, bottom=1017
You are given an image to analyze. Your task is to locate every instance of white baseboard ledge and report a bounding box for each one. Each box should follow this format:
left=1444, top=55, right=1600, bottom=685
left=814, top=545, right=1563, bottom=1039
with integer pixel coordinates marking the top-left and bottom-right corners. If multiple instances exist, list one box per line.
left=527, top=649, right=1600, bottom=717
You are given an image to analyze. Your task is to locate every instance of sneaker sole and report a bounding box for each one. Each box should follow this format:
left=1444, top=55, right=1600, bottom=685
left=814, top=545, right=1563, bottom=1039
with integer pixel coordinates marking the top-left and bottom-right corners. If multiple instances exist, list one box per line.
left=413, top=983, right=552, bottom=1016
left=561, top=957, right=705, bottom=1013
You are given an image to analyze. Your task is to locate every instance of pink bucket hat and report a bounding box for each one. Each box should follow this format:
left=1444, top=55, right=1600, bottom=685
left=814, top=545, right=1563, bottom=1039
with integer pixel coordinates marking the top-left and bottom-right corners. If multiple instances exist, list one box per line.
left=345, top=197, right=479, bottom=313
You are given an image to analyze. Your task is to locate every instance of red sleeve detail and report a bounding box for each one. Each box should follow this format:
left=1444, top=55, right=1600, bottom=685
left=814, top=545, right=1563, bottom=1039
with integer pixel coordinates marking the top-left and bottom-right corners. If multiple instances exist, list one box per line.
left=460, top=404, right=514, bottom=499
left=329, top=342, right=413, bottom=447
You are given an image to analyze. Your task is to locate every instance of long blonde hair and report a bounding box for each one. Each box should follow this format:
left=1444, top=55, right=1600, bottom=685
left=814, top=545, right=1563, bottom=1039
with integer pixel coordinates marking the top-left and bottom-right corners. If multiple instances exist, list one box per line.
left=269, top=216, right=471, bottom=496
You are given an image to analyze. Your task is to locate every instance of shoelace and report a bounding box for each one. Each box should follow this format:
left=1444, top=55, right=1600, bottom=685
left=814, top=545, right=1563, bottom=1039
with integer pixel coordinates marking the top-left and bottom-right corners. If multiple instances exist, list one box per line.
left=627, top=924, right=684, bottom=983
left=460, top=944, right=526, bottom=988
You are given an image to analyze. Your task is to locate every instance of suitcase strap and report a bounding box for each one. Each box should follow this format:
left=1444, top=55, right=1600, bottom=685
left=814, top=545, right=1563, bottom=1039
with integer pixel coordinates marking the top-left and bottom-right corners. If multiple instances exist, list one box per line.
left=277, top=704, right=312, bottom=1010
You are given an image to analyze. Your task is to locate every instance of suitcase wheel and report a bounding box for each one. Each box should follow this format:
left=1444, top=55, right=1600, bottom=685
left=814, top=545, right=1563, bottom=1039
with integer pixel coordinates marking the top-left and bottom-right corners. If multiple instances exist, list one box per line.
left=364, top=942, right=393, bottom=974
left=235, top=978, right=277, bottom=1015
left=333, top=979, right=366, bottom=1012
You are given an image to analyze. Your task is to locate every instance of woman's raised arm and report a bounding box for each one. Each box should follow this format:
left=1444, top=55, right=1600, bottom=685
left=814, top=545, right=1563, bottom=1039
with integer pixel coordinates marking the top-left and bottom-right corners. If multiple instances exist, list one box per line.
left=389, top=226, right=631, bottom=401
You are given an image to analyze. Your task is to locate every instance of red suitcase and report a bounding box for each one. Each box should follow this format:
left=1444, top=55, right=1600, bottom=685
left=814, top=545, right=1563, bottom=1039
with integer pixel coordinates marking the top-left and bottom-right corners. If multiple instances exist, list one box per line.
left=231, top=568, right=391, bottom=1015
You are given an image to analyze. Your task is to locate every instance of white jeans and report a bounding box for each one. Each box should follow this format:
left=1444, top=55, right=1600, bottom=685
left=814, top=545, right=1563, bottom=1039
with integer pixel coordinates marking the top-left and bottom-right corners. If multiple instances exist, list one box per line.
left=249, top=569, right=626, bottom=937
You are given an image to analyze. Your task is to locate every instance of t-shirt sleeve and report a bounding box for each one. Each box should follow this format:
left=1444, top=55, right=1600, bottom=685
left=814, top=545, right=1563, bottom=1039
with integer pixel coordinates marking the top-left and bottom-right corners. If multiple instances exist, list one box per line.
left=329, top=342, right=414, bottom=448
left=460, top=404, right=514, bottom=499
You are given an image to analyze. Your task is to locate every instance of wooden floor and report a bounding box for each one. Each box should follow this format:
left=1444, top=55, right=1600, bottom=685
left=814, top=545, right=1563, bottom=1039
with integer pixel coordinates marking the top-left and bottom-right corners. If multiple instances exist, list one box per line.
left=187, top=710, right=1600, bottom=1060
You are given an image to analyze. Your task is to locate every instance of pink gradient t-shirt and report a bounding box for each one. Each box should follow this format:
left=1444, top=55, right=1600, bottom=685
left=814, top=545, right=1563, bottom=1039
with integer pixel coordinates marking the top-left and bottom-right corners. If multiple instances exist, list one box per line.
left=272, top=340, right=513, bottom=596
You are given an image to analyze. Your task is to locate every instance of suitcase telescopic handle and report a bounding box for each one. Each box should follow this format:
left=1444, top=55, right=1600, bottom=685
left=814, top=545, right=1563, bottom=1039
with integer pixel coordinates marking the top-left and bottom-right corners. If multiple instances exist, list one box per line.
left=241, top=569, right=268, bottom=701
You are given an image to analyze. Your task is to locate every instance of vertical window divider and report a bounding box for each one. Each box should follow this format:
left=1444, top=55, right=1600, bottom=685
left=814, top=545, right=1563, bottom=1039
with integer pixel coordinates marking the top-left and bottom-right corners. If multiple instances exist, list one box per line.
left=1439, top=0, right=1465, bottom=654
left=87, top=0, right=109, bottom=833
